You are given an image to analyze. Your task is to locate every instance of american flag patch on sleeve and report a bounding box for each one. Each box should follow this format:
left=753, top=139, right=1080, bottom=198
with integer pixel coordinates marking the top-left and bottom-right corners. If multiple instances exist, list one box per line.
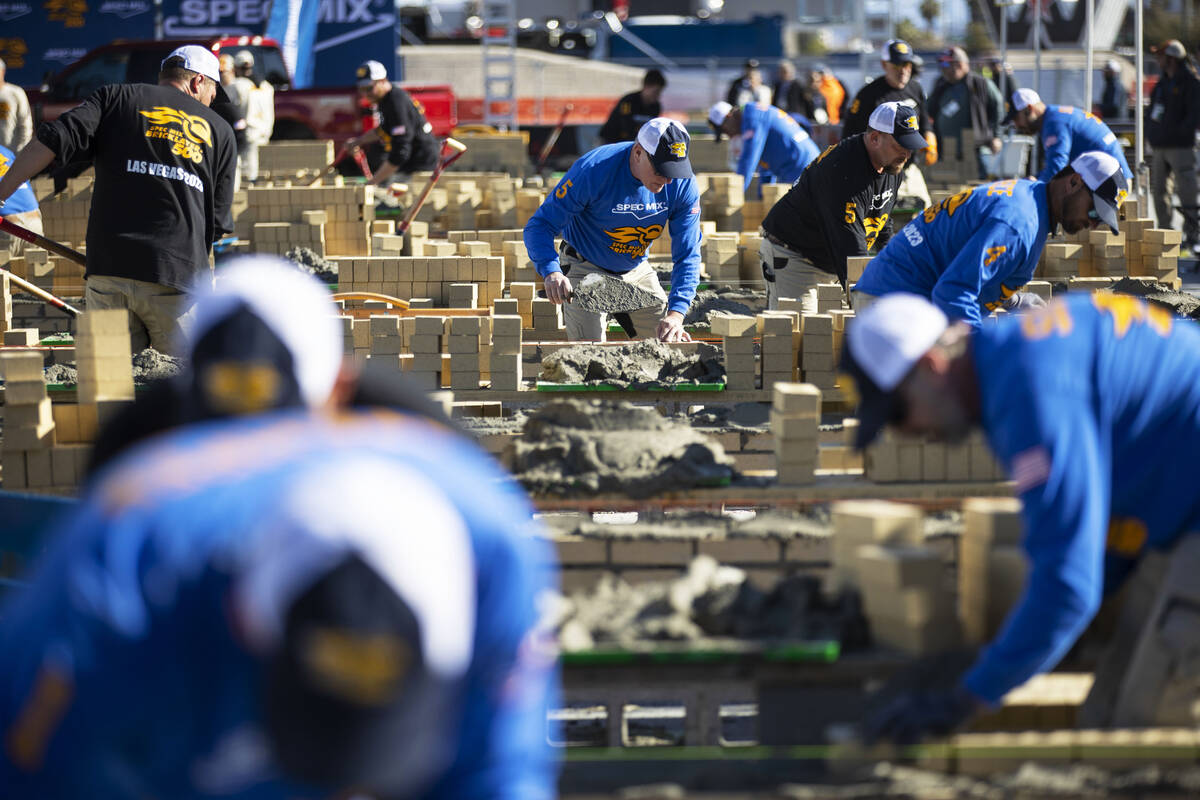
left=1010, top=446, right=1051, bottom=493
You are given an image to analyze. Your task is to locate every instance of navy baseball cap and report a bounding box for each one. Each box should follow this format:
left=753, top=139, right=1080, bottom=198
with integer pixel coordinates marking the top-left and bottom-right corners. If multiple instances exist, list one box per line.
left=636, top=118, right=695, bottom=179
left=882, top=39, right=915, bottom=64
left=869, top=101, right=928, bottom=151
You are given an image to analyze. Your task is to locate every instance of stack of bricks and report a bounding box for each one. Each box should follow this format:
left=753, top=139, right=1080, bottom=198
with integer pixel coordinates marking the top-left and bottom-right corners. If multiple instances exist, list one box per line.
left=1086, top=229, right=1127, bottom=278
left=335, top=254, right=505, bottom=306
left=737, top=232, right=764, bottom=285
left=339, top=315, right=356, bottom=357
left=503, top=240, right=539, bottom=284
left=75, top=310, right=134, bottom=405
left=959, top=497, right=1027, bottom=646
left=253, top=209, right=327, bottom=257
left=489, top=314, right=523, bottom=390
left=479, top=177, right=520, bottom=227
left=1135, top=229, right=1182, bottom=284
left=418, top=241, right=457, bottom=257
left=800, top=313, right=837, bottom=392
left=368, top=315, right=404, bottom=370
left=408, top=316, right=446, bottom=390
left=516, top=189, right=545, bottom=227
left=829, top=499, right=923, bottom=589
left=38, top=176, right=92, bottom=248
left=241, top=185, right=374, bottom=256
left=713, top=314, right=757, bottom=390
left=448, top=283, right=479, bottom=308
left=865, top=430, right=1006, bottom=483
left=857, top=540, right=961, bottom=656
left=448, top=135, right=528, bottom=176
left=814, top=283, right=846, bottom=312
left=440, top=178, right=481, bottom=230
left=256, top=140, right=335, bottom=181
left=531, top=298, right=566, bottom=339
left=1040, top=241, right=1084, bottom=281
left=701, top=173, right=744, bottom=232
left=1, top=350, right=55, bottom=491
left=447, top=229, right=525, bottom=252
left=846, top=255, right=872, bottom=285
left=509, top=283, right=537, bottom=328
left=703, top=233, right=741, bottom=283
left=758, top=311, right=797, bottom=388
left=771, top=382, right=820, bottom=485
left=447, top=316, right=482, bottom=391
left=413, top=186, right=449, bottom=227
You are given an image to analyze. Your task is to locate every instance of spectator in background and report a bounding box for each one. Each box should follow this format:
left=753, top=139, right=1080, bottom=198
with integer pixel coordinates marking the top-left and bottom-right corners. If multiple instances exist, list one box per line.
left=811, top=64, right=849, bottom=125
left=0, top=58, right=32, bottom=153
left=772, top=61, right=806, bottom=116
left=929, top=46, right=1003, bottom=179
left=233, top=50, right=274, bottom=185
left=1148, top=39, right=1200, bottom=254
left=216, top=53, right=248, bottom=192
left=599, top=69, right=666, bottom=144
left=726, top=60, right=771, bottom=108
left=985, top=56, right=1019, bottom=101
left=1100, top=59, right=1125, bottom=120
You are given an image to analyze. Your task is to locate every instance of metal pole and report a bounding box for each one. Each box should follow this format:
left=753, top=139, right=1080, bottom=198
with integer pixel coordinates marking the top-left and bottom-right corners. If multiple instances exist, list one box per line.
left=1000, top=2, right=1007, bottom=95
left=1034, top=0, right=1042, bottom=94
left=1084, top=0, right=1093, bottom=111
left=1135, top=0, right=1146, bottom=203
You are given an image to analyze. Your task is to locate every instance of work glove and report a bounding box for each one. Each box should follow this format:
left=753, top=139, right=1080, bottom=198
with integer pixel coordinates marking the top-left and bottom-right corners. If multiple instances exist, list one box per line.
left=924, top=133, right=938, bottom=166
left=1004, top=292, right=1047, bottom=312
left=862, top=683, right=983, bottom=746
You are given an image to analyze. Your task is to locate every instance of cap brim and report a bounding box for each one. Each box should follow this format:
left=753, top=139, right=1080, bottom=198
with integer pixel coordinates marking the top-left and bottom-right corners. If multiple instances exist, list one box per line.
left=1093, top=195, right=1121, bottom=235
left=840, top=348, right=901, bottom=451
left=895, top=129, right=928, bottom=150
left=213, top=82, right=231, bottom=106
left=654, top=158, right=694, bottom=179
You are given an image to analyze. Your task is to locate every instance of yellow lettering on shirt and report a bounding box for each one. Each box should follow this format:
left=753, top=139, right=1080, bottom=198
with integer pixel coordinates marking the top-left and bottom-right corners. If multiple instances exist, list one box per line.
left=1091, top=292, right=1173, bottom=338
left=986, top=179, right=1018, bottom=197
left=922, top=187, right=971, bottom=224
left=554, top=178, right=573, bottom=199
left=983, top=246, right=1007, bottom=267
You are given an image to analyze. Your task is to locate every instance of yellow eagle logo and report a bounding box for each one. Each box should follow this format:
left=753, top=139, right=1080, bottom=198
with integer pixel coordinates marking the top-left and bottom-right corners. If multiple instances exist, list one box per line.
left=668, top=141, right=687, bottom=158
left=605, top=224, right=664, bottom=258
left=895, top=42, right=909, bottom=54
left=901, top=114, right=919, bottom=131
left=139, top=106, right=213, bottom=163
left=1116, top=187, right=1128, bottom=207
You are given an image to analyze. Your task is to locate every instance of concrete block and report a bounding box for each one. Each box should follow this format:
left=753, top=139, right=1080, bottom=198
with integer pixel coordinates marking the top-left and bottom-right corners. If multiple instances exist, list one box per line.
left=772, top=382, right=821, bottom=415
left=609, top=539, right=695, bottom=566
left=711, top=315, right=757, bottom=337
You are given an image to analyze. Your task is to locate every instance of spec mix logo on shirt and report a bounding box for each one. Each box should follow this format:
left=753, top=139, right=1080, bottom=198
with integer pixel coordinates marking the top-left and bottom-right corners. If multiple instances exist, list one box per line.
left=605, top=224, right=663, bottom=259
left=140, top=106, right=213, bottom=163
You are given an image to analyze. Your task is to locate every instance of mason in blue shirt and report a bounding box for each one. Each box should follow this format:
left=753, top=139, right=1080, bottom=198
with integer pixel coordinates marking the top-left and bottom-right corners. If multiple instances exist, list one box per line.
left=1006, top=88, right=1133, bottom=183
left=0, top=143, right=42, bottom=254
left=524, top=117, right=701, bottom=342
left=843, top=290, right=1200, bottom=742
left=708, top=100, right=821, bottom=191
left=853, top=151, right=1128, bottom=326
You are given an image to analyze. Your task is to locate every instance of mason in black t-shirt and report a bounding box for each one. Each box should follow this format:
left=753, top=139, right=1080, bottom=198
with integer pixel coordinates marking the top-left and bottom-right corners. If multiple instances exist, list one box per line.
left=351, top=60, right=439, bottom=186
left=598, top=69, right=666, bottom=144
left=0, top=44, right=236, bottom=355
left=759, top=101, right=927, bottom=310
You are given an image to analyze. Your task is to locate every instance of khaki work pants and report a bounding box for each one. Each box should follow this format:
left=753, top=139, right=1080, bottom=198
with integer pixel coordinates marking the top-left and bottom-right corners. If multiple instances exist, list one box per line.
left=85, top=275, right=195, bottom=356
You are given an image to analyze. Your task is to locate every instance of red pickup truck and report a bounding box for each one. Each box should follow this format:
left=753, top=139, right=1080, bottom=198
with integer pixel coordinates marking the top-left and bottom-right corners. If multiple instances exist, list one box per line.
left=26, top=36, right=457, bottom=150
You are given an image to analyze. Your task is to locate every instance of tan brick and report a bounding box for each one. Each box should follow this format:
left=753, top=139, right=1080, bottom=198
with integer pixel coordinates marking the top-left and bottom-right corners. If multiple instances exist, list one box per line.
left=610, top=539, right=695, bottom=566
left=697, top=537, right=782, bottom=563
left=554, top=536, right=609, bottom=565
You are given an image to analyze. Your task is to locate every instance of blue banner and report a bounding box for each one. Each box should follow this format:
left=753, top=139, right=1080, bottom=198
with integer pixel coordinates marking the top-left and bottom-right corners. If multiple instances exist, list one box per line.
left=1, top=0, right=155, bottom=88
left=264, top=0, right=320, bottom=88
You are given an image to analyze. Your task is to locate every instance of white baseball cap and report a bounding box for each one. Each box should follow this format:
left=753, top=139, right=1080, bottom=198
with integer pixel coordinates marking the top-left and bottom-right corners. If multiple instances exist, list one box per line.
left=1003, top=87, right=1042, bottom=122
left=186, top=256, right=343, bottom=411
left=840, top=293, right=949, bottom=448
left=163, top=45, right=230, bottom=103
left=868, top=101, right=928, bottom=150
left=356, top=60, right=387, bottom=86
left=636, top=117, right=694, bottom=179
left=234, top=49, right=254, bottom=67
left=1072, top=150, right=1128, bottom=235
left=708, top=100, right=733, bottom=128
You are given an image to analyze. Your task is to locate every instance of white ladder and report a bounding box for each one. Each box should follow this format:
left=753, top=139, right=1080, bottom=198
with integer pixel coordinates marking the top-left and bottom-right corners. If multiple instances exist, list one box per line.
left=481, top=0, right=518, bottom=132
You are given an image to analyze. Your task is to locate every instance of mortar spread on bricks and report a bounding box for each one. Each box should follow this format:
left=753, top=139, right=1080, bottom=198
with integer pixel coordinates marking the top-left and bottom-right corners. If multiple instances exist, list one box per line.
left=569, top=271, right=663, bottom=314
left=539, top=339, right=724, bottom=388
left=504, top=400, right=735, bottom=497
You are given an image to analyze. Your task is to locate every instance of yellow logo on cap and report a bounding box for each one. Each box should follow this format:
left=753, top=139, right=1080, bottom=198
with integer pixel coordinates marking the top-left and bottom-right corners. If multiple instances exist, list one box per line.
left=669, top=141, right=687, bottom=158
left=202, top=361, right=283, bottom=414
left=902, top=114, right=918, bottom=131
left=896, top=42, right=909, bottom=54
left=356, top=65, right=368, bottom=78
left=1116, top=187, right=1128, bottom=207
left=303, top=628, right=410, bottom=706
left=139, top=106, right=213, bottom=164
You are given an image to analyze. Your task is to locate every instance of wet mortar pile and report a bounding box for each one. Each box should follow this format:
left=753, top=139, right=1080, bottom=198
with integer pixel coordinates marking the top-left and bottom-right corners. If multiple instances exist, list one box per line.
left=40, top=348, right=182, bottom=386
left=286, top=246, right=339, bottom=283
left=570, top=273, right=664, bottom=314
left=503, top=400, right=736, bottom=497
left=540, top=339, right=724, bottom=387
left=1110, top=277, right=1200, bottom=320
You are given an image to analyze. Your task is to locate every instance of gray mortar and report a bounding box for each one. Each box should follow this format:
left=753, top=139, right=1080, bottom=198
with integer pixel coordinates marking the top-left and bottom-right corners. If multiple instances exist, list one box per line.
left=570, top=273, right=663, bottom=314
left=1110, top=277, right=1200, bottom=320
left=504, top=400, right=736, bottom=497
left=684, top=289, right=766, bottom=327
left=43, top=363, right=78, bottom=384
left=39, top=348, right=181, bottom=387
left=552, top=554, right=866, bottom=649
left=689, top=402, right=771, bottom=428
left=286, top=246, right=339, bottom=283
left=540, top=339, right=724, bottom=387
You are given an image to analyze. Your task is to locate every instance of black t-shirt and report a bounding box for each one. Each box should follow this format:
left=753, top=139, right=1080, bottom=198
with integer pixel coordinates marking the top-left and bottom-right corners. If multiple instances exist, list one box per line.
left=761, top=134, right=903, bottom=283
left=37, top=83, right=236, bottom=291
left=598, top=90, right=661, bottom=144
left=376, top=85, right=439, bottom=171
left=841, top=75, right=930, bottom=139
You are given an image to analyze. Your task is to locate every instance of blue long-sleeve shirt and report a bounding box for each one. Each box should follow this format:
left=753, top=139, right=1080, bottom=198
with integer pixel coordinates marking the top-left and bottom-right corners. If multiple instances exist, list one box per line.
left=0, top=144, right=38, bottom=214
left=854, top=178, right=1051, bottom=326
left=735, top=101, right=821, bottom=191
left=0, top=410, right=558, bottom=799
left=523, top=141, right=701, bottom=315
left=963, top=292, right=1200, bottom=704
left=1036, top=105, right=1132, bottom=183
